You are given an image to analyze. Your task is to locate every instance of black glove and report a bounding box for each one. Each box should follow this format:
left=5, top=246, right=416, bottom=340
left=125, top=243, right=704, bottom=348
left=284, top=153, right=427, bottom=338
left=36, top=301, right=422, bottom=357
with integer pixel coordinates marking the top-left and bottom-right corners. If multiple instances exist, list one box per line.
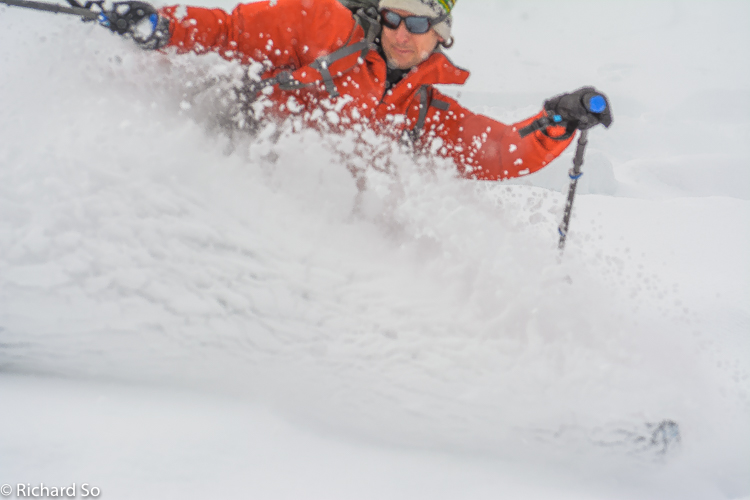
left=544, top=86, right=613, bottom=131
left=100, top=1, right=171, bottom=49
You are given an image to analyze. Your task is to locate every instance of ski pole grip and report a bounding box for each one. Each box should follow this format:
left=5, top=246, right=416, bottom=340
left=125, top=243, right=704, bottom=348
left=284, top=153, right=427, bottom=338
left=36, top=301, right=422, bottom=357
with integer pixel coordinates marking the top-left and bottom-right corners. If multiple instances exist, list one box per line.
left=518, top=116, right=552, bottom=138
left=584, top=93, right=607, bottom=113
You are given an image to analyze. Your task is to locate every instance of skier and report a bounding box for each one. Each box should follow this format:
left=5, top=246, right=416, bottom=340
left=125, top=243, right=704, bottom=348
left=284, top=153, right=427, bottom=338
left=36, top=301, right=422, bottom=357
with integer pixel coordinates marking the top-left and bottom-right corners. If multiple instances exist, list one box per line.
left=101, top=0, right=612, bottom=180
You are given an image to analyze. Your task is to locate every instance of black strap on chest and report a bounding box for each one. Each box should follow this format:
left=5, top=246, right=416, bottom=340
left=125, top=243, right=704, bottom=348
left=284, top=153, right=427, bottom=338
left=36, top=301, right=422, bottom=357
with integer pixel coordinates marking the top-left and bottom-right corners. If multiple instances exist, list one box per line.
left=308, top=40, right=370, bottom=98
left=405, top=85, right=450, bottom=144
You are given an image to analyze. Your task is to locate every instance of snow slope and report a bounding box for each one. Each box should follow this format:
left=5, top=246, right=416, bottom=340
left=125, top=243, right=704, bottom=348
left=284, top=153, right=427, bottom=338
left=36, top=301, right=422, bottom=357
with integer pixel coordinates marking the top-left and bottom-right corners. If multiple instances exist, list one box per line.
left=1, top=1, right=748, bottom=499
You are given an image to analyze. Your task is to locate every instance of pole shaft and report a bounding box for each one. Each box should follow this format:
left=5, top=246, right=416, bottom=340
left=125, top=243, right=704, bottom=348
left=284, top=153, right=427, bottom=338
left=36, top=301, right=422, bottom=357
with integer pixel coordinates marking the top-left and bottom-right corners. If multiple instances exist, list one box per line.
left=0, top=0, right=100, bottom=19
left=558, top=129, right=588, bottom=251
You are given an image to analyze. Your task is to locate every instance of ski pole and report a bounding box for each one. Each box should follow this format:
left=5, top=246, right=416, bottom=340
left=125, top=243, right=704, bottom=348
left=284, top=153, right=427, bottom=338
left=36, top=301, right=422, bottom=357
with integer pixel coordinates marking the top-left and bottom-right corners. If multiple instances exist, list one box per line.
left=519, top=91, right=610, bottom=252
left=518, top=122, right=591, bottom=252
left=557, top=129, right=588, bottom=251
left=0, top=0, right=100, bottom=20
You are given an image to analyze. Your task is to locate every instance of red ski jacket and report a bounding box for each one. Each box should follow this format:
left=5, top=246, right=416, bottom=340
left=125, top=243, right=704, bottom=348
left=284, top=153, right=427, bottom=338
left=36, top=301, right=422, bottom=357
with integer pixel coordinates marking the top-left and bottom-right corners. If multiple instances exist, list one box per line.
left=160, top=0, right=574, bottom=180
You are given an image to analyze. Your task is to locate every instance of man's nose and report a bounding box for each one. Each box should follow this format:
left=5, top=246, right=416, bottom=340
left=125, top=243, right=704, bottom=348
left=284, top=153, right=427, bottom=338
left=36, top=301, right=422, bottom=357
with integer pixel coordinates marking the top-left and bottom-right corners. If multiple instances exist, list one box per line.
left=395, top=22, right=411, bottom=43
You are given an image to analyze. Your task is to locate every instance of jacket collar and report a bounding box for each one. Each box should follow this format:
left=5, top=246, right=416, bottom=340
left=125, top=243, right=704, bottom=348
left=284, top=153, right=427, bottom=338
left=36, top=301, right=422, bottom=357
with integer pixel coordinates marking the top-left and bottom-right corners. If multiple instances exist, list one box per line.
left=414, top=50, right=470, bottom=86
left=376, top=44, right=470, bottom=86
left=377, top=50, right=468, bottom=105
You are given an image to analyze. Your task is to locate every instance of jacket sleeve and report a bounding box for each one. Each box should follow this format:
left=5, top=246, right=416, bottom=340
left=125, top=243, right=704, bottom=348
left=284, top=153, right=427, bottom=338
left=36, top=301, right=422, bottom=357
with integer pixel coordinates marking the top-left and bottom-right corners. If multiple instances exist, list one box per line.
left=421, top=90, right=574, bottom=181
left=159, top=0, right=357, bottom=68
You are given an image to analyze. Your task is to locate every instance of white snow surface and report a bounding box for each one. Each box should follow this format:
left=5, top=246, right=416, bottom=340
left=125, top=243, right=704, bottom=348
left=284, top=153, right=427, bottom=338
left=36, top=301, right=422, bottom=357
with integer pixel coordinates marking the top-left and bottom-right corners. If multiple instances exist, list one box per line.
left=1, top=1, right=749, bottom=499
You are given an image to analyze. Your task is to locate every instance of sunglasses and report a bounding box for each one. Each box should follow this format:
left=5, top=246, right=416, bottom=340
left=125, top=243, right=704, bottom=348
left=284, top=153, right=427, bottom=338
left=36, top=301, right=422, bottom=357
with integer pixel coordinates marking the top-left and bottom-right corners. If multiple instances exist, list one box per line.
left=380, top=9, right=448, bottom=35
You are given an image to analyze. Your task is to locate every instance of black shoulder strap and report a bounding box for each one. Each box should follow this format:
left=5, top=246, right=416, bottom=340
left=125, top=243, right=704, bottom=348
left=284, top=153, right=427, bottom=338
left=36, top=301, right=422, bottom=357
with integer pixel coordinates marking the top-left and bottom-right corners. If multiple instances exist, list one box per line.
left=248, top=8, right=379, bottom=99
left=351, top=6, right=381, bottom=44
left=309, top=7, right=380, bottom=97
left=309, top=40, right=370, bottom=98
left=406, top=85, right=451, bottom=143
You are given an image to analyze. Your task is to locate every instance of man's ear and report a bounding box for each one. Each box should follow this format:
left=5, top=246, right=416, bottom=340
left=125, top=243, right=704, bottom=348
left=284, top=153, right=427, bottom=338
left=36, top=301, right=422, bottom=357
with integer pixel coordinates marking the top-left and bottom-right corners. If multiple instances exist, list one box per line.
left=440, top=36, right=454, bottom=49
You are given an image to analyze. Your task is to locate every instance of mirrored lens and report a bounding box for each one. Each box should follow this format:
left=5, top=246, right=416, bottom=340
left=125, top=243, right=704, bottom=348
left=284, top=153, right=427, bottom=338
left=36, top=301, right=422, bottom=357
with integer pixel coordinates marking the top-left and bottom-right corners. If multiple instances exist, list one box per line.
left=382, top=10, right=402, bottom=29
left=381, top=10, right=432, bottom=34
left=404, top=17, right=430, bottom=34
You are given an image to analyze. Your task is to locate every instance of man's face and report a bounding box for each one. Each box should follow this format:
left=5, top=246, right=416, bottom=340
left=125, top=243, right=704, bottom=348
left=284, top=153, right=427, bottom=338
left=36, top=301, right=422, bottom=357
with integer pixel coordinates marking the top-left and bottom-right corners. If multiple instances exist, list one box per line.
left=381, top=9, right=443, bottom=70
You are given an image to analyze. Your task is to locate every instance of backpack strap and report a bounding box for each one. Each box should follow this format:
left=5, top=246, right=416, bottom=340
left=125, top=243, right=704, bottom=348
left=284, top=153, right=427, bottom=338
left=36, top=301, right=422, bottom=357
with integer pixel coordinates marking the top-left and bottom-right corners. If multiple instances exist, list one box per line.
left=243, top=69, right=303, bottom=96
left=351, top=6, right=381, bottom=47
left=309, top=40, right=371, bottom=98
left=406, top=85, right=450, bottom=143
left=248, top=9, right=380, bottom=99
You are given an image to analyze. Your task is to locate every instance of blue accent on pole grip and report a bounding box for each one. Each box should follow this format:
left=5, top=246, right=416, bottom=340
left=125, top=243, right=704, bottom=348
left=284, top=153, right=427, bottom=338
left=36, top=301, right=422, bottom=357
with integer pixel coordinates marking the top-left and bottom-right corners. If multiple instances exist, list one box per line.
left=553, top=114, right=562, bottom=123
left=149, top=12, right=158, bottom=31
left=569, top=171, right=583, bottom=180
left=98, top=12, right=110, bottom=26
left=588, top=95, right=607, bottom=113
